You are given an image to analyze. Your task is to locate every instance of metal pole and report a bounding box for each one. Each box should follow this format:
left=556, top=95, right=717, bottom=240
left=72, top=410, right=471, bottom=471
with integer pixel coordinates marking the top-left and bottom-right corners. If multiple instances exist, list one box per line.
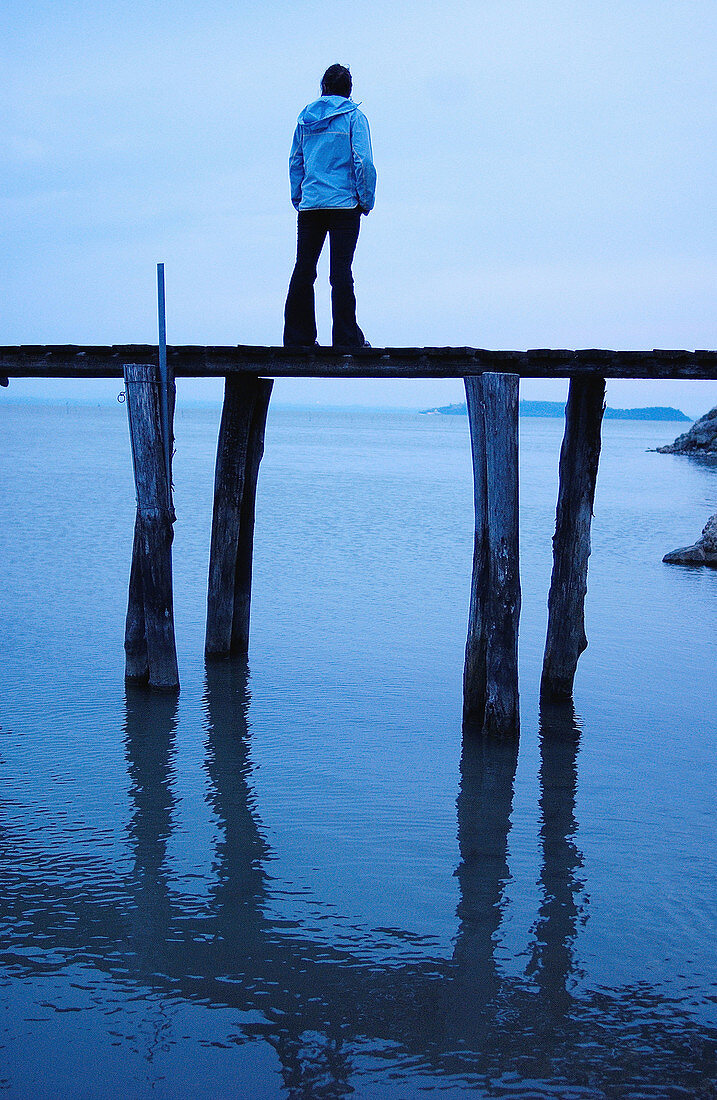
left=157, top=262, right=172, bottom=506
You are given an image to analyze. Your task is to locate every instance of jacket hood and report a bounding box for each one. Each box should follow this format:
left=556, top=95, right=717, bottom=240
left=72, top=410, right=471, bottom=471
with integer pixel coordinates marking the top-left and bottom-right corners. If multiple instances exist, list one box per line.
left=299, top=95, right=359, bottom=131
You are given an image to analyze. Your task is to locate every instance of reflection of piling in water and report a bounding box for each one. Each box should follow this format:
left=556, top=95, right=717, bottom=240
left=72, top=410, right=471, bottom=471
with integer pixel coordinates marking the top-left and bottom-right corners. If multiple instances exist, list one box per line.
left=123, top=688, right=179, bottom=940
left=203, top=659, right=355, bottom=1093
left=202, top=660, right=270, bottom=930
left=528, top=699, right=585, bottom=1014
left=453, top=734, right=519, bottom=1014
left=275, top=1032, right=354, bottom=1100
left=4, top=689, right=713, bottom=1091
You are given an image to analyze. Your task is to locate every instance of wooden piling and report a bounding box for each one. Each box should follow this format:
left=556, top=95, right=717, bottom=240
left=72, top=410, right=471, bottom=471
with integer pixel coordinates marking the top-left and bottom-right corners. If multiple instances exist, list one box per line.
left=541, top=377, right=605, bottom=700
left=124, top=520, right=148, bottom=681
left=123, top=362, right=179, bottom=690
left=205, top=375, right=273, bottom=658
left=463, top=373, right=521, bottom=736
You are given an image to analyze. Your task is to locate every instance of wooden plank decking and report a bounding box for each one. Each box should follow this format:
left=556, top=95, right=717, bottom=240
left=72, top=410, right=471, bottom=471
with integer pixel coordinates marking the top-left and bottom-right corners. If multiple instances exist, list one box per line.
left=2, top=344, right=717, bottom=379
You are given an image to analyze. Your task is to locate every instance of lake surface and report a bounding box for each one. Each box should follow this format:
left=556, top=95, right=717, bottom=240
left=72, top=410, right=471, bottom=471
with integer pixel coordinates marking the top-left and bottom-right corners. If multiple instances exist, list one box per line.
left=1, top=400, right=715, bottom=1098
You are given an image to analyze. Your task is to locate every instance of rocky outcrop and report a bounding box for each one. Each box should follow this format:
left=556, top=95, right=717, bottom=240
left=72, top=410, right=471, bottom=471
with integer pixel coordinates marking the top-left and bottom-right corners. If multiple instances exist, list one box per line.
left=663, top=513, right=717, bottom=566
left=656, top=406, right=717, bottom=454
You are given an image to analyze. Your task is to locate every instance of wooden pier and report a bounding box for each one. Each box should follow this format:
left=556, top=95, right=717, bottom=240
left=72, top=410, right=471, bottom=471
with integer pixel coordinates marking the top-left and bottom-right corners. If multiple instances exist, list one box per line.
left=3, top=344, right=715, bottom=736
left=3, top=344, right=717, bottom=379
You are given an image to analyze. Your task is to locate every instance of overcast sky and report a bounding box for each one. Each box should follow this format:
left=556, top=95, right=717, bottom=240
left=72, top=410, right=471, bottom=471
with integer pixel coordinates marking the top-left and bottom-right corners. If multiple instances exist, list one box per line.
left=3, top=0, right=716, bottom=414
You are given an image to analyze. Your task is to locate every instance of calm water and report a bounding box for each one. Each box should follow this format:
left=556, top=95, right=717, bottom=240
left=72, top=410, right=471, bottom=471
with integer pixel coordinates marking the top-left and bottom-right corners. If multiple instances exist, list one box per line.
left=0, top=399, right=715, bottom=1099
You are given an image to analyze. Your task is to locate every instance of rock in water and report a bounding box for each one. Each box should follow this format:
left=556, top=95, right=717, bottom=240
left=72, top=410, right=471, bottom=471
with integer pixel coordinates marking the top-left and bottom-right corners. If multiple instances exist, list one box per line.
left=656, top=406, right=717, bottom=454
left=663, top=513, right=717, bottom=566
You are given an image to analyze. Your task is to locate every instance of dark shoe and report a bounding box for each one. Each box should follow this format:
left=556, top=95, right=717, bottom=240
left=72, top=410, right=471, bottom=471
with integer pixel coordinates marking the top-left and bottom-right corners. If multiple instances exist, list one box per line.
left=331, top=337, right=371, bottom=350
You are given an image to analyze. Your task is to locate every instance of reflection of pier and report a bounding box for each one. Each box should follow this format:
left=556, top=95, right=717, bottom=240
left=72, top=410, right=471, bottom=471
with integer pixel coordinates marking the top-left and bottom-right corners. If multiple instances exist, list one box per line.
left=124, top=688, right=177, bottom=948
left=454, top=736, right=518, bottom=999
left=203, top=661, right=270, bottom=929
left=529, top=700, right=586, bottom=1015
left=0, top=672, right=710, bottom=1093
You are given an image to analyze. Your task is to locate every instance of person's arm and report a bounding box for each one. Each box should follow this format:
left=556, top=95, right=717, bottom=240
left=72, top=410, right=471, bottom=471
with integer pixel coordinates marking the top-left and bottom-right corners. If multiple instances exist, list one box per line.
left=350, top=111, right=376, bottom=213
left=288, top=124, right=304, bottom=210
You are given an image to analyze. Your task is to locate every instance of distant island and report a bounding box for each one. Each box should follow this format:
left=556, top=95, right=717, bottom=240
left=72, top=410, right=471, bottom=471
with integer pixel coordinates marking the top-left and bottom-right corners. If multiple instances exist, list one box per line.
left=421, top=400, right=690, bottom=421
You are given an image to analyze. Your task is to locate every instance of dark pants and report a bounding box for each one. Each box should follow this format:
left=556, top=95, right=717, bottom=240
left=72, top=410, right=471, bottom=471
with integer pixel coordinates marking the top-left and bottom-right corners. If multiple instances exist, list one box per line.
left=283, top=208, right=365, bottom=348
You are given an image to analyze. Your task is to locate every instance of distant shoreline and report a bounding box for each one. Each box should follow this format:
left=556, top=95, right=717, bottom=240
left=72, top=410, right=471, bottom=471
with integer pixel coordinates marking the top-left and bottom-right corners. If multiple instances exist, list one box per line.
left=0, top=394, right=694, bottom=422
left=422, top=400, right=691, bottom=422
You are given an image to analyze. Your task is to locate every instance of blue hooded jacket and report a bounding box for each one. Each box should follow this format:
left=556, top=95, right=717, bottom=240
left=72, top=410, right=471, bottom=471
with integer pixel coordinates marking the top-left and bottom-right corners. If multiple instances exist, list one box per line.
left=289, top=95, right=376, bottom=213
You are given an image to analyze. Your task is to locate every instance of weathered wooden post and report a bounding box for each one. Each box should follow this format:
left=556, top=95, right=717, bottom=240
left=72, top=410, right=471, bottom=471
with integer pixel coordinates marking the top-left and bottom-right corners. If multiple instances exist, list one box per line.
left=205, top=375, right=273, bottom=658
left=541, top=377, right=605, bottom=699
left=463, top=372, right=521, bottom=736
left=123, top=362, right=179, bottom=690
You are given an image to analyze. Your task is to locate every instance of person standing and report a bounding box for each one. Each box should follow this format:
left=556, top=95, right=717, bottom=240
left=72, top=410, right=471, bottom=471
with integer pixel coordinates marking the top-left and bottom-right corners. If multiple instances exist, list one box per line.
left=283, top=64, right=377, bottom=348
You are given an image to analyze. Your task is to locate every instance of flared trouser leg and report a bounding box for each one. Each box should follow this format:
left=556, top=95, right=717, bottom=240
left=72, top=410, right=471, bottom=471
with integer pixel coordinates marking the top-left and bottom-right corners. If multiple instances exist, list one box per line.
left=283, top=212, right=328, bottom=347
left=328, top=208, right=363, bottom=347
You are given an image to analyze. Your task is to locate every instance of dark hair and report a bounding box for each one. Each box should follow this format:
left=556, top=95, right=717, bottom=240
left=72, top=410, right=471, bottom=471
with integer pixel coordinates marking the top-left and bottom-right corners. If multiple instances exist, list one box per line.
left=321, top=64, right=352, bottom=98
